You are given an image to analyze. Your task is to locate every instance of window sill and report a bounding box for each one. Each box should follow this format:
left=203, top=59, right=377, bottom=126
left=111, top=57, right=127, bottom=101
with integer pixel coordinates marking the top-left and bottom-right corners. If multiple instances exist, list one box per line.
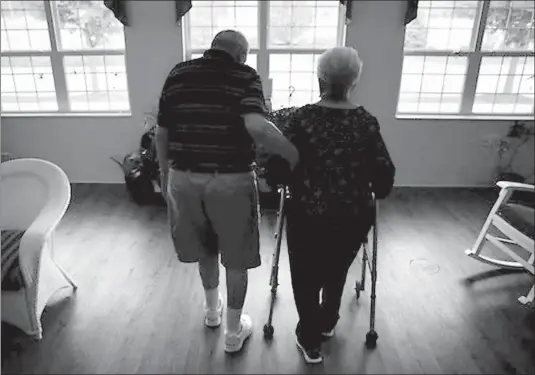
left=0, top=112, right=132, bottom=119
left=395, top=113, right=535, bottom=122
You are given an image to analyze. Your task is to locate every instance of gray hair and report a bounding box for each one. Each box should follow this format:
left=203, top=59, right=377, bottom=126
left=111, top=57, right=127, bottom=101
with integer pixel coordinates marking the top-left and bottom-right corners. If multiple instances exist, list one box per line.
left=317, top=47, right=363, bottom=100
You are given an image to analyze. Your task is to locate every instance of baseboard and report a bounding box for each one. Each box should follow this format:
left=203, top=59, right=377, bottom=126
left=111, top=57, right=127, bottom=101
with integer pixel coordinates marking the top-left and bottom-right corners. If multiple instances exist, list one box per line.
left=71, top=181, right=494, bottom=188
left=71, top=180, right=125, bottom=184
left=393, top=184, right=494, bottom=188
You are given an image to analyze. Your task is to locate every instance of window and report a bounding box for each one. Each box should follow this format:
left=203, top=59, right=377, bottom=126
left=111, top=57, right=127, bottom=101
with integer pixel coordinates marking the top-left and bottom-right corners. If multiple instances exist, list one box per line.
left=1, top=0, right=129, bottom=113
left=399, top=0, right=534, bottom=116
left=185, top=0, right=346, bottom=109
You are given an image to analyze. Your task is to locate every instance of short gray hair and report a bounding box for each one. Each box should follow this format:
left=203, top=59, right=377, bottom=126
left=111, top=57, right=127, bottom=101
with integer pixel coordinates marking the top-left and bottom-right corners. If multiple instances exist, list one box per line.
left=211, top=30, right=249, bottom=61
left=317, top=46, right=363, bottom=87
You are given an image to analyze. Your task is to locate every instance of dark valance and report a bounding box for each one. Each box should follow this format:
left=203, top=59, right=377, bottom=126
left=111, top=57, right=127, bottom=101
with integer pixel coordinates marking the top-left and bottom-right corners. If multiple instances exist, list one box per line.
left=340, top=0, right=353, bottom=23
left=104, top=0, right=128, bottom=26
left=405, top=0, right=419, bottom=25
left=104, top=0, right=192, bottom=26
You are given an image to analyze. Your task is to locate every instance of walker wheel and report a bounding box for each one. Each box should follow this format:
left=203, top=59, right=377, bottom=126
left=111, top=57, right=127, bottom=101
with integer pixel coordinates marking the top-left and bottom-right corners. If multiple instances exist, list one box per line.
left=263, top=324, right=274, bottom=339
left=365, top=330, right=378, bottom=349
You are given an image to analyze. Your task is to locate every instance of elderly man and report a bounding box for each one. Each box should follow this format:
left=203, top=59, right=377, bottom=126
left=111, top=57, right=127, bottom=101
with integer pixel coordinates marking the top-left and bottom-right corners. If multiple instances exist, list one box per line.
left=156, top=30, right=298, bottom=354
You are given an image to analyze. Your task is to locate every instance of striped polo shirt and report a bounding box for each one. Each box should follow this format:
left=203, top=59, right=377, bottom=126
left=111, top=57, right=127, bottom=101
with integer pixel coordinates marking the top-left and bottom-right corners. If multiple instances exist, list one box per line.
left=157, top=49, right=267, bottom=173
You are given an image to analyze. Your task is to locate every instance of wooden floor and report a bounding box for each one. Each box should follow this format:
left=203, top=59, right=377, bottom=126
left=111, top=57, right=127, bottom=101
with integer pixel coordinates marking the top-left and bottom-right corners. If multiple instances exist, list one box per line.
left=2, top=185, right=534, bottom=374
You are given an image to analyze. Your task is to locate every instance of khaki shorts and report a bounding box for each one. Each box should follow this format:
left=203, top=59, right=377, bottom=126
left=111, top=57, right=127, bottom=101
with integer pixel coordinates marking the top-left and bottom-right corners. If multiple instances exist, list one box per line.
left=166, top=169, right=261, bottom=270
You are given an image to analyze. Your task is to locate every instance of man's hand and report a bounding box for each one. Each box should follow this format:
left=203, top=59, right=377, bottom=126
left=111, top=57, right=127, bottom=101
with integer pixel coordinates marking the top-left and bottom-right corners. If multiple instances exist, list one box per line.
left=264, top=155, right=293, bottom=189
left=155, top=126, right=170, bottom=201
left=286, top=147, right=299, bottom=171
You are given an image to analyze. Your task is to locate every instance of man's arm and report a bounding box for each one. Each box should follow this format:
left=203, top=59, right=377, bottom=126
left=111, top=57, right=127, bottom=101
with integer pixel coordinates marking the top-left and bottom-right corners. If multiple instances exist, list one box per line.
left=243, top=113, right=299, bottom=169
left=240, top=74, right=299, bottom=169
left=156, top=79, right=171, bottom=192
left=155, top=126, right=169, bottom=175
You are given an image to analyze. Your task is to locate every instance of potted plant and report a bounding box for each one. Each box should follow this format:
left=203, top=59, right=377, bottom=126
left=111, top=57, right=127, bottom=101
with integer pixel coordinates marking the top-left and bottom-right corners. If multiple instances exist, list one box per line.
left=110, top=108, right=165, bottom=206
left=493, top=120, right=534, bottom=197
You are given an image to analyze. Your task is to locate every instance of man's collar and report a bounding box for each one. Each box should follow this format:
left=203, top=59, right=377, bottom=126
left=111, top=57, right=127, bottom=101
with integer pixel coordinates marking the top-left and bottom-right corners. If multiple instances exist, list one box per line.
left=203, top=49, right=236, bottom=62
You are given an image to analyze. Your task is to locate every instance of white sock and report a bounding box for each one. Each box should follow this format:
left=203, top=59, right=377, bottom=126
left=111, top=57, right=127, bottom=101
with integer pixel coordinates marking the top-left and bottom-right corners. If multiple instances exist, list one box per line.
left=226, top=308, right=242, bottom=334
left=205, top=287, right=219, bottom=310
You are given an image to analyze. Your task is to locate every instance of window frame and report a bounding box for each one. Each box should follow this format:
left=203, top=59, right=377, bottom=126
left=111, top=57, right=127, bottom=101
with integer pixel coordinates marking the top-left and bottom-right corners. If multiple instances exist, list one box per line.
left=398, top=0, right=535, bottom=118
left=182, top=0, right=347, bottom=102
left=0, top=0, right=129, bottom=114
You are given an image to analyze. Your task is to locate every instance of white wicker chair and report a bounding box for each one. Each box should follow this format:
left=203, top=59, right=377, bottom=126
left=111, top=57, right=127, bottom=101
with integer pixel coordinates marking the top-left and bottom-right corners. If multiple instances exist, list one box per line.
left=465, top=181, right=534, bottom=307
left=1, top=158, right=77, bottom=339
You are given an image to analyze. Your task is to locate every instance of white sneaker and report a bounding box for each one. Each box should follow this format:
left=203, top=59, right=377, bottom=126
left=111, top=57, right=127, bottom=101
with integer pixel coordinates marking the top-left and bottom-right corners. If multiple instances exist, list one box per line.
left=204, top=296, right=223, bottom=328
left=321, top=328, right=335, bottom=338
left=224, top=314, right=253, bottom=353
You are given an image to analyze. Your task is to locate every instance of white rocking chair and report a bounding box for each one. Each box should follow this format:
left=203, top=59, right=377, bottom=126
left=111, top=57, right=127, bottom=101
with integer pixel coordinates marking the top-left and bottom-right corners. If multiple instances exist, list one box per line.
left=465, top=181, right=534, bottom=307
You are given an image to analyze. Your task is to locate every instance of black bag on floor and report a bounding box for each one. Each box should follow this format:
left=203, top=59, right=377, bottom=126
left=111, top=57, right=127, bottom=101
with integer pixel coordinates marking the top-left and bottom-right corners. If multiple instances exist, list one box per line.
left=112, top=126, right=165, bottom=206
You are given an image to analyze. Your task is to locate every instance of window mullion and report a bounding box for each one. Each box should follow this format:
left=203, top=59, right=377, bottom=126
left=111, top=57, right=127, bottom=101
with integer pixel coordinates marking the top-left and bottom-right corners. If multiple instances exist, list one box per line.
left=461, top=53, right=482, bottom=114
left=337, top=1, right=346, bottom=46
left=258, top=0, right=269, bottom=93
left=461, top=0, right=490, bottom=114
left=182, top=11, right=192, bottom=61
left=44, top=1, right=69, bottom=112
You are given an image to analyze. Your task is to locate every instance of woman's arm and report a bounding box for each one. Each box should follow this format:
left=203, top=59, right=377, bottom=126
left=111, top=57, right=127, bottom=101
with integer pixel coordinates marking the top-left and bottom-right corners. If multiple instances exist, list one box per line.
left=367, top=118, right=396, bottom=199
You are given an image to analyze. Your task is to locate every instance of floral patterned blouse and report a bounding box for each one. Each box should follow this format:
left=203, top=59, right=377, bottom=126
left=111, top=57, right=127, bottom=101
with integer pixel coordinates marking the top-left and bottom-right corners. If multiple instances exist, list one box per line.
left=277, top=104, right=396, bottom=217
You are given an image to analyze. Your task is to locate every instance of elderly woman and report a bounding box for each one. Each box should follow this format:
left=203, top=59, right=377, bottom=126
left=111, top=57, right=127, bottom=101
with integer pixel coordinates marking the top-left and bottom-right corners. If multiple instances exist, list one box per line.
left=279, top=46, right=396, bottom=364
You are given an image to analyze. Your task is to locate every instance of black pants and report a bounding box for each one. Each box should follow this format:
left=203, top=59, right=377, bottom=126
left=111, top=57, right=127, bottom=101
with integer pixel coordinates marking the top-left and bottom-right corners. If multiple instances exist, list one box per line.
left=286, top=210, right=372, bottom=349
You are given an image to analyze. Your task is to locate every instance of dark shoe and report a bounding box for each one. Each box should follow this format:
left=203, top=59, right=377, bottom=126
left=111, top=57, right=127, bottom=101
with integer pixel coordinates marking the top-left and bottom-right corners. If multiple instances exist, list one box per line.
left=295, top=336, right=323, bottom=364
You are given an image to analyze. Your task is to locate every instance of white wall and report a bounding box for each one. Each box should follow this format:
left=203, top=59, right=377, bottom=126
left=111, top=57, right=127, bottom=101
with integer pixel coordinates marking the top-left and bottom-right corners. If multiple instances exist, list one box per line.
left=1, top=1, right=181, bottom=183
left=1, top=0, right=533, bottom=186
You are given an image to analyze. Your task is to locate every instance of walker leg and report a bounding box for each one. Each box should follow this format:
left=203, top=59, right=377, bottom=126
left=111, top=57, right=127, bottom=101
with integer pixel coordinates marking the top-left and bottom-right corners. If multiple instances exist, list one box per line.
left=366, top=198, right=379, bottom=349
left=362, top=241, right=368, bottom=291
left=264, top=187, right=286, bottom=340
left=263, top=284, right=277, bottom=339
left=355, top=240, right=368, bottom=300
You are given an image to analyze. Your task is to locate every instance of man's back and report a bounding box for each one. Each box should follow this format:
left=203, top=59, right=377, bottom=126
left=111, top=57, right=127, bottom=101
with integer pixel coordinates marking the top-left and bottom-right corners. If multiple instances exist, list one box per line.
left=158, top=49, right=266, bottom=173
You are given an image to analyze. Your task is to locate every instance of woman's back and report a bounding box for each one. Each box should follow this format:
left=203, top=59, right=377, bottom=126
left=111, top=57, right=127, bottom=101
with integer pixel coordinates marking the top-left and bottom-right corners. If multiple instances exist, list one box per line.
left=281, top=104, right=395, bottom=217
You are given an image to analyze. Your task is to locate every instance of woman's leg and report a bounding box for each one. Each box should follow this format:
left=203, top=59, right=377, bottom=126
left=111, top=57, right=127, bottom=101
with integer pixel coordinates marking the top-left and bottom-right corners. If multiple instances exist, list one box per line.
left=320, top=217, right=372, bottom=333
left=286, top=213, right=324, bottom=350
left=320, top=250, right=357, bottom=332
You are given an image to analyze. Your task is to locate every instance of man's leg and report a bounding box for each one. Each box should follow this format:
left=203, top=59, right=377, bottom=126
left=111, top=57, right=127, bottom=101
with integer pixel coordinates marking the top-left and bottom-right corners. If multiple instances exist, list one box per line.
left=167, top=170, right=222, bottom=326
left=199, top=252, right=223, bottom=327
left=225, top=267, right=248, bottom=331
left=199, top=252, right=219, bottom=296
left=204, top=172, right=261, bottom=353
